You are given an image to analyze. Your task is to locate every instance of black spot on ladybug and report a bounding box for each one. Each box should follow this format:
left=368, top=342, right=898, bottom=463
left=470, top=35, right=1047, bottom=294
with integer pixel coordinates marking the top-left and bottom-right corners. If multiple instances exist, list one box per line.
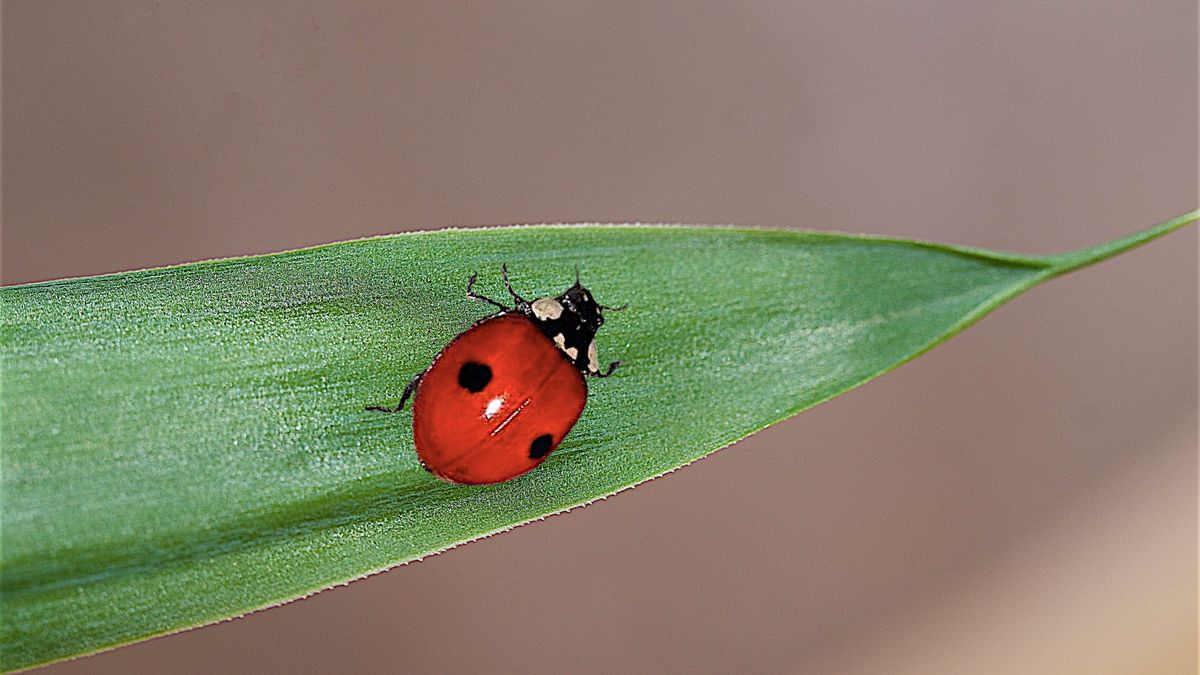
left=457, top=361, right=492, bottom=393
left=529, top=434, right=554, bottom=459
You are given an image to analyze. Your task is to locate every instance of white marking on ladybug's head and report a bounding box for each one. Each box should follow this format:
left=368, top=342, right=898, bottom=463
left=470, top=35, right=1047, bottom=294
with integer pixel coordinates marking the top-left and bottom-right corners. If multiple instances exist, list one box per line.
left=531, top=297, right=563, bottom=321
left=483, top=396, right=504, bottom=420
left=552, top=333, right=579, bottom=361
left=587, top=340, right=599, bottom=372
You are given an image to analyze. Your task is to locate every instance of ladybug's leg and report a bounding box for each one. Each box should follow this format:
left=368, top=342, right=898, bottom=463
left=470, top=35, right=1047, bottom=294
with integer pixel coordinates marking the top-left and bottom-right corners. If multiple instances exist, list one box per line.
left=366, top=371, right=424, bottom=413
left=590, top=361, right=621, bottom=378
left=466, top=272, right=510, bottom=311
left=500, top=263, right=528, bottom=307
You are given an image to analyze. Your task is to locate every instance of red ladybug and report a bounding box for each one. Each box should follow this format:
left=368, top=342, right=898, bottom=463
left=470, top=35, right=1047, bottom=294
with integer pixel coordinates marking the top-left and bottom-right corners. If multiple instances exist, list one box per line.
left=369, top=266, right=623, bottom=484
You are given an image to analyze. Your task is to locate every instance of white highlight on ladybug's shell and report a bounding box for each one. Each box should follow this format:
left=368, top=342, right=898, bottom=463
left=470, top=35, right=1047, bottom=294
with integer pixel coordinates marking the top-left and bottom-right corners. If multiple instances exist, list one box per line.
left=490, top=397, right=531, bottom=436
left=483, top=396, right=504, bottom=420
left=531, top=297, right=563, bottom=321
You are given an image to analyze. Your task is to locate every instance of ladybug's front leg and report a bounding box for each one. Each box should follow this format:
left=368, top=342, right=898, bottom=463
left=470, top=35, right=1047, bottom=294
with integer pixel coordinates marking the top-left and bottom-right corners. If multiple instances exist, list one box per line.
left=499, top=263, right=528, bottom=308
left=366, top=371, right=424, bottom=413
left=467, top=265, right=531, bottom=313
left=466, top=272, right=511, bottom=312
left=590, top=361, right=621, bottom=378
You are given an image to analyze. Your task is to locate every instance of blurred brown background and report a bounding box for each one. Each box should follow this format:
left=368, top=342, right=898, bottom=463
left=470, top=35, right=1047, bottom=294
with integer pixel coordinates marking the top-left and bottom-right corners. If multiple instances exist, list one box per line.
left=2, top=2, right=1196, bottom=673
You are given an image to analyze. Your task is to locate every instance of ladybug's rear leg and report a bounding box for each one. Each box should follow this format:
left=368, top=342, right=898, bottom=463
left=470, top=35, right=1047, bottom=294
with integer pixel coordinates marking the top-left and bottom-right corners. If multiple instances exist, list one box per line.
left=366, top=371, right=424, bottom=413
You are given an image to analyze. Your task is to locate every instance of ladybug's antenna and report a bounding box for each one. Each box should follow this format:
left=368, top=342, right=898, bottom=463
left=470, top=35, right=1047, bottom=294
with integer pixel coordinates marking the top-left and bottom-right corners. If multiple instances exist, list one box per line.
left=599, top=302, right=628, bottom=312
left=574, top=265, right=581, bottom=286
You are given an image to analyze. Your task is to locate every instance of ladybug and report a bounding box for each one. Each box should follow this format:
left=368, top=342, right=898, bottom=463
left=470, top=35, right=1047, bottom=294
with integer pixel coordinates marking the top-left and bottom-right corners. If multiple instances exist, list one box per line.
left=368, top=265, right=624, bottom=484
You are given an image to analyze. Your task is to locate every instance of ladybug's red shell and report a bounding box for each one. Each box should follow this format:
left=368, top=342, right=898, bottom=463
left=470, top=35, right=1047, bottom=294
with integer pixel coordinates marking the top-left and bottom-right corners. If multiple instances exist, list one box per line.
left=412, top=313, right=587, bottom=484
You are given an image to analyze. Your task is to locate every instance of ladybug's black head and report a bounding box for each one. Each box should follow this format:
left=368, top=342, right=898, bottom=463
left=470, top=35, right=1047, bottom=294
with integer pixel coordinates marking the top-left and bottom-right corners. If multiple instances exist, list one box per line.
left=558, top=281, right=604, bottom=332
left=522, top=277, right=622, bottom=377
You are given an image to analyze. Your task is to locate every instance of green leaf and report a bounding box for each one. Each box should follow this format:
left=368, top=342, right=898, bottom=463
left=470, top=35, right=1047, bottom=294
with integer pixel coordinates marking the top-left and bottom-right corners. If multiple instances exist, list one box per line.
left=1, top=211, right=1195, bottom=671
